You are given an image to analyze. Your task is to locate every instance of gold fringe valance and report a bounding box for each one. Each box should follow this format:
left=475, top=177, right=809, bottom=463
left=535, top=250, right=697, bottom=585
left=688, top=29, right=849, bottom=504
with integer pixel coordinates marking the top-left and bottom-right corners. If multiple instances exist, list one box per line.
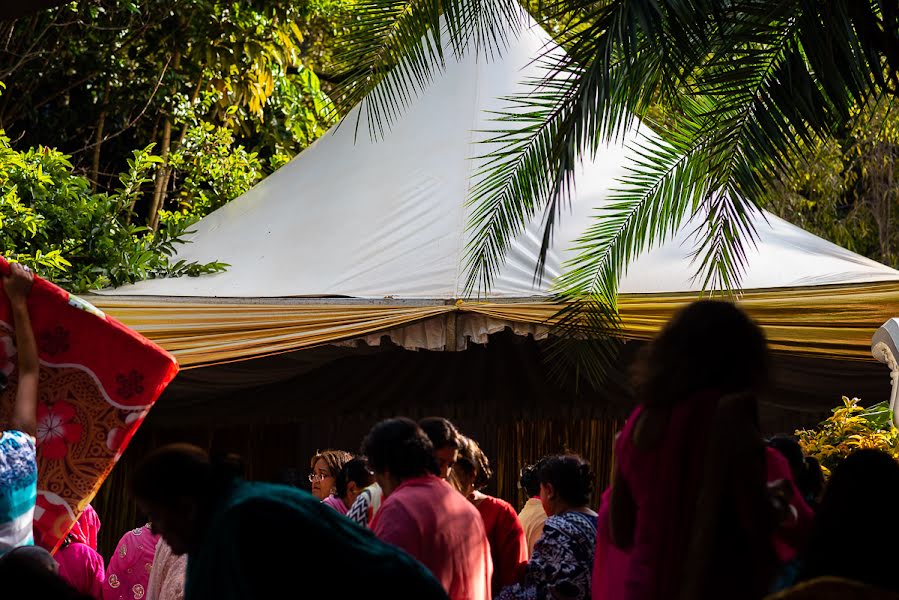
left=90, top=281, right=899, bottom=368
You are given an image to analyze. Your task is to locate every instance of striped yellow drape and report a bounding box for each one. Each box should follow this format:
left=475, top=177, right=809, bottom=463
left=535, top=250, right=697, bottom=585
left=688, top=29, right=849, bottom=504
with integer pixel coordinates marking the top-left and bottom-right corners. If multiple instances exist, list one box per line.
left=90, top=281, right=899, bottom=368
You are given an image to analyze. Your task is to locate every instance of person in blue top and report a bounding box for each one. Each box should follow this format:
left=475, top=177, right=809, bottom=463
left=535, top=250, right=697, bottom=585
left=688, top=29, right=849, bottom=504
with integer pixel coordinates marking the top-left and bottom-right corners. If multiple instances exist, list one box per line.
left=0, top=262, right=39, bottom=555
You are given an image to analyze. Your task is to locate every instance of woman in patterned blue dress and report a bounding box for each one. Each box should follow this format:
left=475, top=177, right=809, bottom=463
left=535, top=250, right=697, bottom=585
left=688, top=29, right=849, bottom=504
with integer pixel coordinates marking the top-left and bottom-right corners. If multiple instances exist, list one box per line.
left=0, top=262, right=39, bottom=555
left=499, top=454, right=598, bottom=600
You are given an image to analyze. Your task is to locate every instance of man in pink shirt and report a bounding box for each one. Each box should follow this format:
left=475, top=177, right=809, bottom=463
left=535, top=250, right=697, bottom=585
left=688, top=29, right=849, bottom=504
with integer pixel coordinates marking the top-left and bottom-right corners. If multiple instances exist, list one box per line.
left=365, top=418, right=492, bottom=600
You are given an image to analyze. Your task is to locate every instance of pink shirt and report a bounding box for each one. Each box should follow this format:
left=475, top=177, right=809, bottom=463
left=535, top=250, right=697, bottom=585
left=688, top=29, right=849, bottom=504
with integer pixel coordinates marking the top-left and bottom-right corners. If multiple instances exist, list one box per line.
left=372, top=475, right=492, bottom=600
left=322, top=494, right=349, bottom=515
left=56, top=541, right=105, bottom=599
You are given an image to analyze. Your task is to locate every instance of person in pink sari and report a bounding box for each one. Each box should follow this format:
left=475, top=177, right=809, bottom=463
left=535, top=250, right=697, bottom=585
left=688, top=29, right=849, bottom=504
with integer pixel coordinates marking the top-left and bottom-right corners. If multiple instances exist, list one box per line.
left=608, top=301, right=778, bottom=600
left=56, top=504, right=105, bottom=599
left=592, top=488, right=630, bottom=600
left=103, top=524, right=160, bottom=600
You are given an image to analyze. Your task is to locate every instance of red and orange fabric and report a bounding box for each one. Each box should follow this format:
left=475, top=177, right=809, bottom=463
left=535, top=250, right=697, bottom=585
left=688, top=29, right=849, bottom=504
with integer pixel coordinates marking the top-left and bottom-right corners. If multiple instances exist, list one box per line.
left=0, top=257, right=178, bottom=553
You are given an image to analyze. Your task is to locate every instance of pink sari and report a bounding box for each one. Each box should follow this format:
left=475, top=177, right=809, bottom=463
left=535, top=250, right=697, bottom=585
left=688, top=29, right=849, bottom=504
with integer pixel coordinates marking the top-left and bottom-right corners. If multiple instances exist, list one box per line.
left=68, top=504, right=101, bottom=550
left=56, top=504, right=106, bottom=598
left=592, top=488, right=630, bottom=600
left=103, top=524, right=160, bottom=600
left=57, top=541, right=106, bottom=599
left=613, top=399, right=717, bottom=600
left=612, top=395, right=775, bottom=600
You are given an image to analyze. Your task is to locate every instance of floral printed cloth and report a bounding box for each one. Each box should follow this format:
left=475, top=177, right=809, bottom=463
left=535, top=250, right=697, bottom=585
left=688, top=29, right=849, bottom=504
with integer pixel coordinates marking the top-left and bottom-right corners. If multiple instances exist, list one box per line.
left=498, top=511, right=598, bottom=600
left=0, top=256, right=179, bottom=552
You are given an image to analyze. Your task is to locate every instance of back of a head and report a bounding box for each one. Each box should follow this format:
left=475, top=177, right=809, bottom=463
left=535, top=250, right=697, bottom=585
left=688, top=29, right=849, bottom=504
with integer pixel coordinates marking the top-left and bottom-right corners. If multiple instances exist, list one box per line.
left=803, top=450, right=899, bottom=591
left=418, top=417, right=460, bottom=450
left=455, top=436, right=492, bottom=490
left=336, top=457, right=375, bottom=497
left=539, top=454, right=594, bottom=507
left=520, top=457, right=549, bottom=498
left=131, top=444, right=241, bottom=506
left=634, top=300, right=769, bottom=408
left=800, top=456, right=825, bottom=502
left=768, top=436, right=805, bottom=479
left=0, top=546, right=90, bottom=598
left=362, top=418, right=434, bottom=480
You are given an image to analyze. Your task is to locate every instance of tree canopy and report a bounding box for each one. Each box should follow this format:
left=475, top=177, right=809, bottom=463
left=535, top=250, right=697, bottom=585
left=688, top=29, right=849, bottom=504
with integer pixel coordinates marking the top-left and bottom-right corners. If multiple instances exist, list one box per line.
left=0, top=0, right=349, bottom=290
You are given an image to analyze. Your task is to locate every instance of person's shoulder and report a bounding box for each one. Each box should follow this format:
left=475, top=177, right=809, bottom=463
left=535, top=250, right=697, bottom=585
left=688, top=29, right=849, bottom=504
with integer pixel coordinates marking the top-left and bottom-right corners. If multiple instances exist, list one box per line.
left=490, top=495, right=518, bottom=513
left=221, top=481, right=320, bottom=522
left=0, top=429, right=36, bottom=449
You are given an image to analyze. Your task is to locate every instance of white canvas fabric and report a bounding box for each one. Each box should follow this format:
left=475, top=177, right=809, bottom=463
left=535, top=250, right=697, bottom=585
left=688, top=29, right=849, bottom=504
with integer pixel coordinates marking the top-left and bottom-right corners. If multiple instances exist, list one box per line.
left=102, top=19, right=899, bottom=299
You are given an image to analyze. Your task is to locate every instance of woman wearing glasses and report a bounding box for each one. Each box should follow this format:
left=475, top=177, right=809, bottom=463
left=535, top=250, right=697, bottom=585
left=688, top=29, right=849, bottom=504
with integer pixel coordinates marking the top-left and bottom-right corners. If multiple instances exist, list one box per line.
left=308, top=449, right=352, bottom=501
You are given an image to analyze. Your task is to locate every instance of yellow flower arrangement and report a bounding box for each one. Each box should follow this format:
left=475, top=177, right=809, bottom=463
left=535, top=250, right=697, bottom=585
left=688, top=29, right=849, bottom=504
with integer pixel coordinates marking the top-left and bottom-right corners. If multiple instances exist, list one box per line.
left=795, top=397, right=899, bottom=478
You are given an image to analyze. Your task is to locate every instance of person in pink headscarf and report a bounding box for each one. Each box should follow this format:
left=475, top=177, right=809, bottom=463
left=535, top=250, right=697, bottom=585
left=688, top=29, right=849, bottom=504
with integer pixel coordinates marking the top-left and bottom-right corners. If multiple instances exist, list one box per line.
left=103, top=524, right=160, bottom=600
left=56, top=504, right=105, bottom=599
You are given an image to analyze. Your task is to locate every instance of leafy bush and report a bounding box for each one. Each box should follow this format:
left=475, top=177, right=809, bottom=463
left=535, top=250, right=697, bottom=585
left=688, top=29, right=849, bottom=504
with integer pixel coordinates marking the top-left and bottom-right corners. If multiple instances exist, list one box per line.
left=796, top=396, right=899, bottom=477
left=0, top=131, right=226, bottom=292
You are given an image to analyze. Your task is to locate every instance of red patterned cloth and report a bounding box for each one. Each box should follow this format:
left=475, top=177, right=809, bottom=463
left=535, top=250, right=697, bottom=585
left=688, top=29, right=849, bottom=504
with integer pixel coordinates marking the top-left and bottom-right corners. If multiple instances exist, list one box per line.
left=0, top=257, right=178, bottom=553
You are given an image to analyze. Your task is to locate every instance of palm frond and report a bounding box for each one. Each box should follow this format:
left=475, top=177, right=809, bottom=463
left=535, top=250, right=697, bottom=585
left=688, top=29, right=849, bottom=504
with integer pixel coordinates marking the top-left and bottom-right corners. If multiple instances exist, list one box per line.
left=330, top=0, right=527, bottom=139
left=463, top=0, right=681, bottom=296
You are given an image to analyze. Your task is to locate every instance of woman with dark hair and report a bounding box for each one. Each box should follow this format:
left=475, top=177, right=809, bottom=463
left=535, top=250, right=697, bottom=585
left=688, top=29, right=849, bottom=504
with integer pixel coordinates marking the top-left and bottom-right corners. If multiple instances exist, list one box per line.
left=796, top=449, right=899, bottom=593
left=131, top=443, right=448, bottom=600
left=517, top=458, right=548, bottom=556
left=364, top=418, right=492, bottom=600
left=607, top=300, right=778, bottom=600
left=308, top=449, right=352, bottom=501
left=454, top=436, right=527, bottom=596
left=323, top=456, right=375, bottom=515
left=419, top=417, right=461, bottom=479
left=499, top=454, right=597, bottom=600
left=347, top=416, right=461, bottom=528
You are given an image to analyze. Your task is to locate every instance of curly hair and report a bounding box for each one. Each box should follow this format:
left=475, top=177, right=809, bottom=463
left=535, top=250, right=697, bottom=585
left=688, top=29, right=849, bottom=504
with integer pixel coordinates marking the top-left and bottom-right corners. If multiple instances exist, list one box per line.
left=309, top=449, right=353, bottom=477
left=539, top=454, right=594, bottom=507
left=632, top=300, right=769, bottom=409
left=454, top=436, right=493, bottom=490
left=362, top=418, right=434, bottom=480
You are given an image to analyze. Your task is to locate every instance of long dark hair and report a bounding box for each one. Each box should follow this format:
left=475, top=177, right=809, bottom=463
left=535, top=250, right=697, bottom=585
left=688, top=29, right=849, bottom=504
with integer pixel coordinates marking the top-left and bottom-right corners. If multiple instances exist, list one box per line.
left=632, top=300, right=769, bottom=408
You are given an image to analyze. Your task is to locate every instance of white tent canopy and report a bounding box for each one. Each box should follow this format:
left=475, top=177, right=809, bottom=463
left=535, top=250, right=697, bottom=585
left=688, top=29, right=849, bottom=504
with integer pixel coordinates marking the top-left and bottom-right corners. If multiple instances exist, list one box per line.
left=100, top=20, right=899, bottom=301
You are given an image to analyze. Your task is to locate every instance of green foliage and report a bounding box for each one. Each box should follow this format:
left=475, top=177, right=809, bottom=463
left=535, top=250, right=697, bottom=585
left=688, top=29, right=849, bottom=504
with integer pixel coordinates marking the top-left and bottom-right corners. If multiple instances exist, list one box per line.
left=797, top=397, right=899, bottom=478
left=0, top=0, right=350, bottom=291
left=765, top=99, right=899, bottom=269
left=0, top=129, right=225, bottom=291
left=0, top=0, right=344, bottom=223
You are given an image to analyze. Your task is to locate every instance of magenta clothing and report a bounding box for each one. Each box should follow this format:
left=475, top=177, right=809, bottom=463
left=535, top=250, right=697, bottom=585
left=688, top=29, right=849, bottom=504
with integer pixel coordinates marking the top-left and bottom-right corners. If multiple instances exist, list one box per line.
left=612, top=396, right=720, bottom=600
left=765, top=448, right=813, bottom=563
left=592, top=488, right=629, bottom=600
left=103, top=524, right=160, bottom=600
left=70, top=504, right=101, bottom=550
left=322, top=494, right=349, bottom=515
left=372, top=475, right=492, bottom=600
left=57, top=541, right=106, bottom=599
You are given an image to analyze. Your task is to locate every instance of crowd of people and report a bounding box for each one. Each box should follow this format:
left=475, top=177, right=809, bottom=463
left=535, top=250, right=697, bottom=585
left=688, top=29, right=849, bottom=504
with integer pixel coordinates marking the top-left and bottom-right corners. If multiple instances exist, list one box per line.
left=2, top=265, right=899, bottom=599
